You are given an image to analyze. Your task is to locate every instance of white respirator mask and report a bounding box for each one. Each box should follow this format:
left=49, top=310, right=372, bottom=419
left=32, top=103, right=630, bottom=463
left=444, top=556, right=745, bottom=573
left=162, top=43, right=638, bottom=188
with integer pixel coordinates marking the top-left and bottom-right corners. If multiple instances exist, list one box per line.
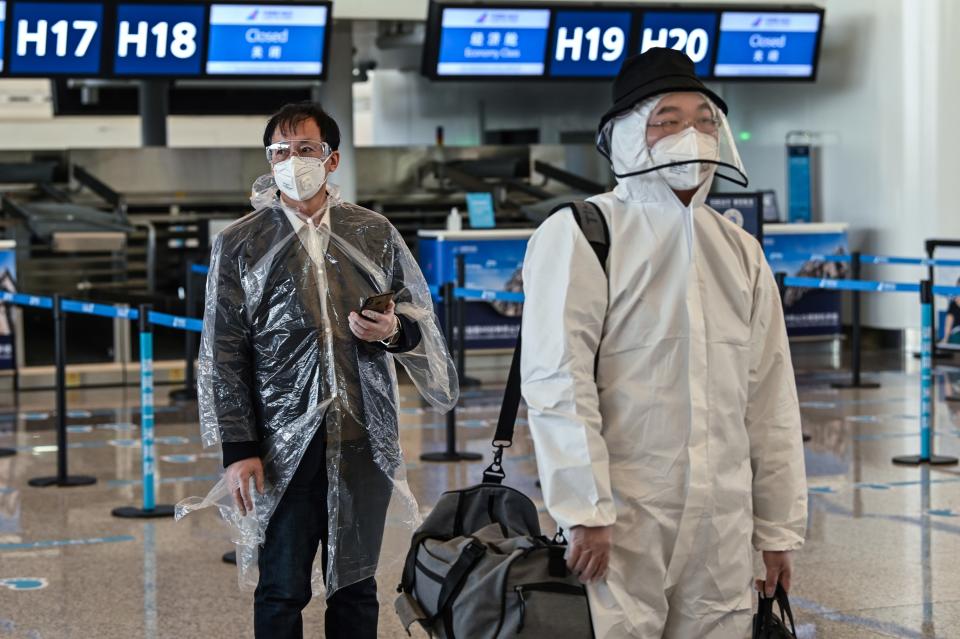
left=649, top=127, right=720, bottom=190
left=272, top=156, right=329, bottom=202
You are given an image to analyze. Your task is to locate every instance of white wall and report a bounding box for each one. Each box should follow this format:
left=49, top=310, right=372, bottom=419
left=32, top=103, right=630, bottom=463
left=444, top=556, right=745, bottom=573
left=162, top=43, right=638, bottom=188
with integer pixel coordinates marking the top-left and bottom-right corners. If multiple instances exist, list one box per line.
left=720, top=0, right=960, bottom=330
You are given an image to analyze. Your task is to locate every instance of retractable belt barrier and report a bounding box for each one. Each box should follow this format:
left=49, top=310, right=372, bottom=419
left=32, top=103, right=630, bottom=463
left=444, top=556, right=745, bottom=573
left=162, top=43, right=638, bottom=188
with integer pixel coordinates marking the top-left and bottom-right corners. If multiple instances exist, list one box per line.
left=5, top=290, right=204, bottom=509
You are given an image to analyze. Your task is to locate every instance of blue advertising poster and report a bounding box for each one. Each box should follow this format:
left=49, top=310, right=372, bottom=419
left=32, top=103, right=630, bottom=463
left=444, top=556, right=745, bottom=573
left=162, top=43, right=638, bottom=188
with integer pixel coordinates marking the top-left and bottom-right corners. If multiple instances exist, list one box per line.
left=436, top=7, right=550, bottom=77
left=549, top=10, right=631, bottom=78
left=788, top=145, right=813, bottom=223
left=0, top=242, right=17, bottom=371
left=113, top=4, right=205, bottom=76
left=639, top=11, right=717, bottom=77
left=714, top=11, right=821, bottom=78
left=706, top=193, right=762, bottom=242
left=420, top=232, right=532, bottom=348
left=206, top=4, right=327, bottom=76
left=466, top=193, right=496, bottom=229
left=932, top=247, right=960, bottom=350
left=9, top=2, right=104, bottom=75
left=764, top=228, right=848, bottom=337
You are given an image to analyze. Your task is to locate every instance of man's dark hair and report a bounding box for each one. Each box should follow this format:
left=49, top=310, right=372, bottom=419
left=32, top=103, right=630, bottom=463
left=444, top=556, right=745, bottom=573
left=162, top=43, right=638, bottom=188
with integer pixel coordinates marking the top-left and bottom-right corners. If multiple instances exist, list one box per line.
left=263, top=102, right=341, bottom=150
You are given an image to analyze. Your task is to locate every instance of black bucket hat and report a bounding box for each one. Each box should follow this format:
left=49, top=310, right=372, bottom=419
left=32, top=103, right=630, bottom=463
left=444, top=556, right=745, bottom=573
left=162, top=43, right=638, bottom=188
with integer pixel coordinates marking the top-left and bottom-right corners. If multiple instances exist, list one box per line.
left=598, top=48, right=728, bottom=135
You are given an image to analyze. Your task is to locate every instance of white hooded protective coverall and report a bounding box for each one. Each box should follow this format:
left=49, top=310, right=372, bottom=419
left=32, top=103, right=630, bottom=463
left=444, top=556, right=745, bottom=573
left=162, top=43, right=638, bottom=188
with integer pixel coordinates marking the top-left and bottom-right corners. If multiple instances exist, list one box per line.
left=520, top=96, right=807, bottom=638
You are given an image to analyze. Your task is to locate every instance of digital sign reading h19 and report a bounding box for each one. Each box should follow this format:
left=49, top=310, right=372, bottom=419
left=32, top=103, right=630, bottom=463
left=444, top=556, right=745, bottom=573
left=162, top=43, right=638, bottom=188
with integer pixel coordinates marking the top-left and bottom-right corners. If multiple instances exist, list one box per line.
left=423, top=2, right=824, bottom=81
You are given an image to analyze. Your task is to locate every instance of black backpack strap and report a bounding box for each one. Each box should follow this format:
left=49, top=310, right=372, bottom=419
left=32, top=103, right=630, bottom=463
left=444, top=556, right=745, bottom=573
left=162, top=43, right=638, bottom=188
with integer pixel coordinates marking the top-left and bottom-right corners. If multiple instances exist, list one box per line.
left=483, top=201, right=609, bottom=485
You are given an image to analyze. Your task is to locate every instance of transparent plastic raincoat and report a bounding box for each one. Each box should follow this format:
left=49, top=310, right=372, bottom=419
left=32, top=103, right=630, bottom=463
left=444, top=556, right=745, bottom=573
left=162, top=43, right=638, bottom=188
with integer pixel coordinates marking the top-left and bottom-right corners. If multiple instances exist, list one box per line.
left=521, top=92, right=807, bottom=638
left=177, top=178, right=458, bottom=596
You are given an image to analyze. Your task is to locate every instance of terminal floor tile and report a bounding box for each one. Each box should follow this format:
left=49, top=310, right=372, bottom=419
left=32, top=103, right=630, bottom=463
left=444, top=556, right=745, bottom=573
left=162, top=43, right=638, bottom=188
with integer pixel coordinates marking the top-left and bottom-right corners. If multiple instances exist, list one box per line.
left=0, top=351, right=958, bottom=637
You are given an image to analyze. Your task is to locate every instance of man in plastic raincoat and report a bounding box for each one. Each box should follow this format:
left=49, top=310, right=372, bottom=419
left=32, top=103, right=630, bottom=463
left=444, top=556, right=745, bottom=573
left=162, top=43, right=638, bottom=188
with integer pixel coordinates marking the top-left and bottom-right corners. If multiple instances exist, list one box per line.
left=195, top=102, right=458, bottom=639
left=520, top=49, right=808, bottom=638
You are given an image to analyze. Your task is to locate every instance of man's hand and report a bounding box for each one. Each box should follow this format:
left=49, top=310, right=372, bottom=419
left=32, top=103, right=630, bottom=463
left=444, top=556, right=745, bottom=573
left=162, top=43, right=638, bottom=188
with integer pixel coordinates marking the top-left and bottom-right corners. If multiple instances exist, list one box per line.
left=757, top=550, right=794, bottom=597
left=349, top=300, right=399, bottom=343
left=566, top=525, right=614, bottom=584
left=224, top=457, right=265, bottom=516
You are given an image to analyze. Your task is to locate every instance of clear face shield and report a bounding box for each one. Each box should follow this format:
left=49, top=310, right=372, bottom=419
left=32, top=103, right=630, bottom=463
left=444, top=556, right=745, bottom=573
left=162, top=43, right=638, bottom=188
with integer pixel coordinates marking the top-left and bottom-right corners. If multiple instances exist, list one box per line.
left=597, top=92, right=748, bottom=189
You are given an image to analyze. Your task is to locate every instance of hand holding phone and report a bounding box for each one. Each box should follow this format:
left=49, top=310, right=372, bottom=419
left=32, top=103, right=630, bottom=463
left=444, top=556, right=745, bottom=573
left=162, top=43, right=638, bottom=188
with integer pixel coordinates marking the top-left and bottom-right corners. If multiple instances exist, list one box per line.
left=359, top=291, right=396, bottom=315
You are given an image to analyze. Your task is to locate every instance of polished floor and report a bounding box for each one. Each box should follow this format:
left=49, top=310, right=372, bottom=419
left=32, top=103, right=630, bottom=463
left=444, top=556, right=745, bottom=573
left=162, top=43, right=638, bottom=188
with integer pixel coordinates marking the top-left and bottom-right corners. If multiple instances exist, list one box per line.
left=0, top=350, right=959, bottom=638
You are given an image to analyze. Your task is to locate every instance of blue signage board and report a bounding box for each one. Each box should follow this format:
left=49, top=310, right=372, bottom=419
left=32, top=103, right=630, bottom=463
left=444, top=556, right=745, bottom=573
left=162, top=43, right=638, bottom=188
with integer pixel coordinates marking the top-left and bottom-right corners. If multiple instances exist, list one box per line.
left=714, top=11, right=822, bottom=78
left=9, top=2, right=105, bottom=75
left=0, top=3, right=6, bottom=72
left=466, top=192, right=496, bottom=228
left=435, top=7, right=550, bottom=77
left=549, top=10, right=631, bottom=78
left=113, top=4, right=206, bottom=76
left=206, top=3, right=328, bottom=76
left=638, top=11, right=717, bottom=77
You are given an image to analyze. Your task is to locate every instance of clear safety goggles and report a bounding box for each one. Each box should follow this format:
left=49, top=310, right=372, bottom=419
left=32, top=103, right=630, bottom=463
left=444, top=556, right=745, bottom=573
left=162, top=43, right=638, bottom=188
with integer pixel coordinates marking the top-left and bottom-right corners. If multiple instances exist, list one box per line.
left=265, top=139, right=333, bottom=165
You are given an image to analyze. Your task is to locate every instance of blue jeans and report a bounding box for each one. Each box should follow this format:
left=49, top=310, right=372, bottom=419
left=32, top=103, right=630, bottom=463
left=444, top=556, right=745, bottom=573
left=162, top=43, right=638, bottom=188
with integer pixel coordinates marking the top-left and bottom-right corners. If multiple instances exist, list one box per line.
left=254, top=434, right=379, bottom=639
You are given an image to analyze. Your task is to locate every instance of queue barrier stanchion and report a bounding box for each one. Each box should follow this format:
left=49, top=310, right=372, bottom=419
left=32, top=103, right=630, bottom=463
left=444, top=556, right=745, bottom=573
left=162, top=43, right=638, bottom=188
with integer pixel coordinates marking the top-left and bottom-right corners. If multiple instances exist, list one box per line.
left=832, top=252, right=881, bottom=390
left=28, top=294, right=97, bottom=488
left=113, top=305, right=176, bottom=518
left=455, top=254, right=482, bottom=389
left=893, top=281, right=958, bottom=467
left=170, top=262, right=203, bottom=402
left=420, top=282, right=482, bottom=463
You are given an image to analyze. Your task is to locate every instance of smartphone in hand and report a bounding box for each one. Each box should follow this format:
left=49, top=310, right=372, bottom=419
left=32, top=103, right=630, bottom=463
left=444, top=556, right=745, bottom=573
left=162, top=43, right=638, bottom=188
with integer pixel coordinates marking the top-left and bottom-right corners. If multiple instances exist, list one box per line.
left=359, top=291, right=395, bottom=315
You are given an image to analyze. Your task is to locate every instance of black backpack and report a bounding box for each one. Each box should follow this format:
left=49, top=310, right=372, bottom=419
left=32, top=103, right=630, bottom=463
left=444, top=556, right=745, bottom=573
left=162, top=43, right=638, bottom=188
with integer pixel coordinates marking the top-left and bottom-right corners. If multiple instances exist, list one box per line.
left=394, top=202, right=609, bottom=639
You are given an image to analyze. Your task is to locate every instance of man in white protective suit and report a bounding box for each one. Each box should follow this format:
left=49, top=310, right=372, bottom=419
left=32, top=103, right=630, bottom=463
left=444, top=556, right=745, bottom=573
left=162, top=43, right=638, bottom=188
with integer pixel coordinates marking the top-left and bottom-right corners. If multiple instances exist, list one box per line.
left=520, top=49, right=808, bottom=638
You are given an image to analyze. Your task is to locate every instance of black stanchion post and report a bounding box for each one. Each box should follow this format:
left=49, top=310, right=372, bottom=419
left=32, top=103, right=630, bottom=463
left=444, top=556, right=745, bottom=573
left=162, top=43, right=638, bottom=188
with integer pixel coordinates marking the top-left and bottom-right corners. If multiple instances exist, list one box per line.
left=170, top=262, right=198, bottom=401
left=456, top=254, right=481, bottom=388
left=113, top=305, right=175, bottom=518
left=893, top=281, right=958, bottom=466
left=28, top=295, right=96, bottom=488
left=421, top=282, right=482, bottom=463
left=832, top=252, right=880, bottom=390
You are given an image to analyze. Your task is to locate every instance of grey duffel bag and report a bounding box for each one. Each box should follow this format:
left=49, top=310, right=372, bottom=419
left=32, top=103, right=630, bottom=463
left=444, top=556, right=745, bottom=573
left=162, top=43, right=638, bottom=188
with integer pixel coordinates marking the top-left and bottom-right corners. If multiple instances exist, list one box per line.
left=395, top=202, right=607, bottom=638
left=394, top=484, right=594, bottom=639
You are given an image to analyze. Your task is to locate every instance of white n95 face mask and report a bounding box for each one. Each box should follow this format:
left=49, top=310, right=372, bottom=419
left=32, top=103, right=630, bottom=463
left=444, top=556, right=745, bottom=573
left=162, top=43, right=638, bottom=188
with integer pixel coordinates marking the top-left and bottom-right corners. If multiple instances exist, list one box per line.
left=273, top=156, right=328, bottom=202
left=649, top=127, right=720, bottom=190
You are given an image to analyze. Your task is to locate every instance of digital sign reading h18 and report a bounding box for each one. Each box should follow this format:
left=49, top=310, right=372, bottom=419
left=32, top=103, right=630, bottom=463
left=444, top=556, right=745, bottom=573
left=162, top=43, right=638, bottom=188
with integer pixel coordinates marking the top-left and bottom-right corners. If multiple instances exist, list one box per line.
left=113, top=4, right=205, bottom=76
